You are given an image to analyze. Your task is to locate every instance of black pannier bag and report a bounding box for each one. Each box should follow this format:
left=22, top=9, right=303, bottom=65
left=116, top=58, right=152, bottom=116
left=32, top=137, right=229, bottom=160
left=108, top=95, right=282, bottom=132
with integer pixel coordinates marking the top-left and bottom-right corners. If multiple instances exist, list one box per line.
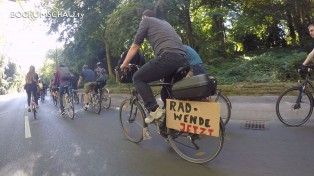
left=115, top=50, right=144, bottom=84
left=171, top=74, right=217, bottom=100
left=115, top=64, right=139, bottom=83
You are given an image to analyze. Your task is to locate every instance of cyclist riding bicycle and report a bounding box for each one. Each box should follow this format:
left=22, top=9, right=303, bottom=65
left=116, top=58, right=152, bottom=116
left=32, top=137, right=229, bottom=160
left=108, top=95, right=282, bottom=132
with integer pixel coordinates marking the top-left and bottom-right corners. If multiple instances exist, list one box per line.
left=37, top=79, right=46, bottom=100
left=24, top=65, right=39, bottom=112
left=120, top=9, right=189, bottom=124
left=77, top=64, right=96, bottom=109
left=94, top=62, right=107, bottom=89
left=53, top=64, right=72, bottom=115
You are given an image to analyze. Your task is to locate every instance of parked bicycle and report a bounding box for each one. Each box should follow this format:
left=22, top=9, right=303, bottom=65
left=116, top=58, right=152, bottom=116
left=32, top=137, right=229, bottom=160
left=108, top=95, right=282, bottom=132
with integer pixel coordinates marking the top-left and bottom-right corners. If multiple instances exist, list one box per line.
left=276, top=64, right=314, bottom=126
left=80, top=83, right=103, bottom=114
left=119, top=65, right=224, bottom=164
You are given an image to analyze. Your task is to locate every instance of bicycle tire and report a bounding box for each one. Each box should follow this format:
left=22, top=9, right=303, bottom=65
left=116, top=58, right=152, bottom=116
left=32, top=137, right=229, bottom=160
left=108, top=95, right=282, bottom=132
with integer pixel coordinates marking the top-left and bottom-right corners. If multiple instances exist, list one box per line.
left=65, top=95, right=75, bottom=119
left=211, top=93, right=232, bottom=126
left=119, top=99, right=145, bottom=143
left=101, top=88, right=111, bottom=109
left=32, top=105, right=37, bottom=119
left=168, top=120, right=224, bottom=164
left=276, top=87, right=313, bottom=126
left=91, top=93, right=101, bottom=114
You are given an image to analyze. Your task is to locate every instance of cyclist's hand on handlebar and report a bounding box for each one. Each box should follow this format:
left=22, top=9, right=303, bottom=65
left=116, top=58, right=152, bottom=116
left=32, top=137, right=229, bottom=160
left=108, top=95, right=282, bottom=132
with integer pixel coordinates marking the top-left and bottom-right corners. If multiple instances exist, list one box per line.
left=120, top=63, right=130, bottom=71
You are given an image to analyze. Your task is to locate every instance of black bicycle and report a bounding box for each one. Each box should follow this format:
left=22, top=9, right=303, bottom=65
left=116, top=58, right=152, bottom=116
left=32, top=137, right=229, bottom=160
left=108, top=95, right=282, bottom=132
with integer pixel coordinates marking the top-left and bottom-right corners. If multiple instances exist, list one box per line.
left=276, top=64, right=314, bottom=126
left=119, top=66, right=224, bottom=163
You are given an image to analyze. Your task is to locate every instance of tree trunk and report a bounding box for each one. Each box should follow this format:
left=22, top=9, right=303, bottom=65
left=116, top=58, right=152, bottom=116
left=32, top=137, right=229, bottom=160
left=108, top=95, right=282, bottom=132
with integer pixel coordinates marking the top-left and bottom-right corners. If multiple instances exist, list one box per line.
left=103, top=40, right=113, bottom=76
left=285, top=0, right=297, bottom=44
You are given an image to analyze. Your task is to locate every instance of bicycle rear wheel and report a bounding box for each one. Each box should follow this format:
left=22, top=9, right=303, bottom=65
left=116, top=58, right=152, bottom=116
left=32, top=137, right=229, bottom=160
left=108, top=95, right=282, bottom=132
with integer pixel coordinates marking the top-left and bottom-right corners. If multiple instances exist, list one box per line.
left=119, top=99, right=145, bottom=143
left=91, top=93, right=101, bottom=114
left=65, top=95, right=75, bottom=119
left=32, top=104, right=37, bottom=119
left=210, top=92, right=232, bottom=126
left=276, top=87, right=313, bottom=126
left=168, top=121, right=224, bottom=163
left=101, top=88, right=111, bottom=109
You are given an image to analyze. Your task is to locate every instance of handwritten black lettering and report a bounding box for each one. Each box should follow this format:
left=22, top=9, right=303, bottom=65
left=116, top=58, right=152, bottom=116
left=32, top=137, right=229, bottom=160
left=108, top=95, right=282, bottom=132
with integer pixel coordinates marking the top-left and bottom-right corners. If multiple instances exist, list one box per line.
left=174, top=113, right=182, bottom=120
left=170, top=100, right=176, bottom=111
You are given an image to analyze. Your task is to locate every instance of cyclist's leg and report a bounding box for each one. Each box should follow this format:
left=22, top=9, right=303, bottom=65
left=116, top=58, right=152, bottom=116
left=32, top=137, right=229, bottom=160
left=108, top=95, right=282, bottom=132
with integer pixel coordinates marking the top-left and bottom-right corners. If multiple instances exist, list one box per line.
left=32, top=86, right=39, bottom=106
left=26, top=87, right=32, bottom=111
left=133, top=55, right=187, bottom=112
left=83, top=82, right=92, bottom=105
left=59, top=85, right=65, bottom=112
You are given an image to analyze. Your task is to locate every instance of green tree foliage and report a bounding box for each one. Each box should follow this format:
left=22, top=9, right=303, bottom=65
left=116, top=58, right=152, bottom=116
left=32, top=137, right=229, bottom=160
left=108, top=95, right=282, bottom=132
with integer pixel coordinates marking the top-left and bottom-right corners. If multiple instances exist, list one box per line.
left=0, top=55, right=23, bottom=94
left=41, top=0, right=313, bottom=85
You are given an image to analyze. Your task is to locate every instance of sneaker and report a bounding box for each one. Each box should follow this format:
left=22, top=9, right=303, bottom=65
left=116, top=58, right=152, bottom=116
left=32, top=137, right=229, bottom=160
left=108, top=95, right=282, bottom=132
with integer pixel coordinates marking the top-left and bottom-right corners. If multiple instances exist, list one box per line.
left=61, top=110, right=65, bottom=115
left=145, top=107, right=165, bottom=124
left=28, top=106, right=31, bottom=112
left=84, top=104, right=89, bottom=109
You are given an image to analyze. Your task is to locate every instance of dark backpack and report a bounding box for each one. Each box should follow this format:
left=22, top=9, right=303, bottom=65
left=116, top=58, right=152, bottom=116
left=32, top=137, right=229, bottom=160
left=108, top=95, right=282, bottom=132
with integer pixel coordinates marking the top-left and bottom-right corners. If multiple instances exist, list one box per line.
left=59, top=67, right=71, bottom=81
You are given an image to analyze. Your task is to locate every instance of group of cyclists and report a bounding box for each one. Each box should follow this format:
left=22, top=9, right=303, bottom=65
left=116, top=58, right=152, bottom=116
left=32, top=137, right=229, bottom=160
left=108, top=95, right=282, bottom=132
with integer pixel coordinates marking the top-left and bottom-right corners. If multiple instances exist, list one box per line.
left=24, top=8, right=314, bottom=126
left=24, top=62, right=107, bottom=115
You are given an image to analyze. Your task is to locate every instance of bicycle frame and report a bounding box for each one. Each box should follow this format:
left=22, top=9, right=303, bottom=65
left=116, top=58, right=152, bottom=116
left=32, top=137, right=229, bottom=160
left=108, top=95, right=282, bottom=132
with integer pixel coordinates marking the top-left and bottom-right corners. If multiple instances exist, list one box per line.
left=295, top=73, right=314, bottom=105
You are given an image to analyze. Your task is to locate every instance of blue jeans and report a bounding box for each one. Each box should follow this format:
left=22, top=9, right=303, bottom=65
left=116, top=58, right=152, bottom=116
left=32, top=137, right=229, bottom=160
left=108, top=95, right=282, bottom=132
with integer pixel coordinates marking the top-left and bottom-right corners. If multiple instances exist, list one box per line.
left=190, top=63, right=208, bottom=75
left=58, top=82, right=71, bottom=111
left=132, top=52, right=189, bottom=112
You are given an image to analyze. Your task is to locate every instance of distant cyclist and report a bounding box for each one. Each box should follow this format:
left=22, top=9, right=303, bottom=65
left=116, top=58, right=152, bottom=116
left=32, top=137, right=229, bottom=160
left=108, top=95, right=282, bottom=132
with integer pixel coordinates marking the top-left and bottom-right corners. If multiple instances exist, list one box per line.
left=24, top=65, right=39, bottom=112
left=77, top=64, right=96, bottom=109
left=38, top=79, right=45, bottom=100
left=183, top=45, right=208, bottom=76
left=94, top=62, right=107, bottom=89
left=53, top=64, right=72, bottom=115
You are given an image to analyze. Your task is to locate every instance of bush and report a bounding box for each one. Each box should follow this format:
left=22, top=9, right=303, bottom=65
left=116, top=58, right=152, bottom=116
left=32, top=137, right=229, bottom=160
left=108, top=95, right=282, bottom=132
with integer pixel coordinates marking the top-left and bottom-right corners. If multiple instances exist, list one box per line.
left=208, top=49, right=307, bottom=84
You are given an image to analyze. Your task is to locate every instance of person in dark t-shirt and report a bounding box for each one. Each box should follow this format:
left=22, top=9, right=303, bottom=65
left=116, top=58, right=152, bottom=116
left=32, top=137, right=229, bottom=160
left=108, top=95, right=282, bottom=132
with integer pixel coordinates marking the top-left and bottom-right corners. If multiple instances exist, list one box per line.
left=119, top=9, right=189, bottom=124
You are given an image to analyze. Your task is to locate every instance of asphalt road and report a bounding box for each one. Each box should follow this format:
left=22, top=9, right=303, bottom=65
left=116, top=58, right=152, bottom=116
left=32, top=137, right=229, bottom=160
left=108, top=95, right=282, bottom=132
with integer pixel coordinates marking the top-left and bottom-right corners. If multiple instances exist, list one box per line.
left=0, top=93, right=314, bottom=176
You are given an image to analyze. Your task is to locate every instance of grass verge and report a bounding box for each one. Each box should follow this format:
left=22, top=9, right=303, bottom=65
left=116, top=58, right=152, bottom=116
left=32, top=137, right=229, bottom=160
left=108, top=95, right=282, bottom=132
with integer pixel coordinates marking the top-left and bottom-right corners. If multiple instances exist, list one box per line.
left=106, top=81, right=301, bottom=96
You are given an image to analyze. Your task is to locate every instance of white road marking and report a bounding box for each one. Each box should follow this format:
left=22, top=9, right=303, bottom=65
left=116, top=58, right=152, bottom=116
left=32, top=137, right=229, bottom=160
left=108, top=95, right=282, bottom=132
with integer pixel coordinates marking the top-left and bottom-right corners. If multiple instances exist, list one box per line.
left=25, top=116, right=31, bottom=138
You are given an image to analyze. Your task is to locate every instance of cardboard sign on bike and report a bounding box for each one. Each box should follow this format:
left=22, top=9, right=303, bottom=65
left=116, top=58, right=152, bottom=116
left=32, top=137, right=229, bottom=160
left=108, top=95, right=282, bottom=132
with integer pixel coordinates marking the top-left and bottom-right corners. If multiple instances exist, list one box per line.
left=166, top=99, right=221, bottom=137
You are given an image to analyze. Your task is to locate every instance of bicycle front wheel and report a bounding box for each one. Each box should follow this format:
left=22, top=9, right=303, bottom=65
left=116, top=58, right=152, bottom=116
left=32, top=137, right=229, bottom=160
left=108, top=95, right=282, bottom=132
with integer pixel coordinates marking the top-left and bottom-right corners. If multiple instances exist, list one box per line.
left=101, top=88, right=111, bottom=109
left=119, top=99, right=145, bottom=143
left=168, top=121, right=224, bottom=164
left=276, top=87, right=313, bottom=126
